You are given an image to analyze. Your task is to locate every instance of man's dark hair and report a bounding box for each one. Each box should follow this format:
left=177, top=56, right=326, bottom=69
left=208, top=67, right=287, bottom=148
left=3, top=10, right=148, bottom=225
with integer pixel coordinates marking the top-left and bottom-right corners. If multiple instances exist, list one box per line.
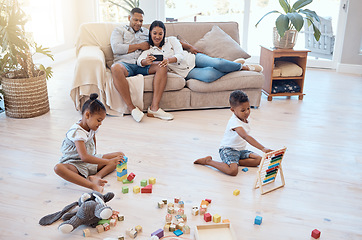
left=131, top=7, right=144, bottom=15
left=229, top=90, right=249, bottom=107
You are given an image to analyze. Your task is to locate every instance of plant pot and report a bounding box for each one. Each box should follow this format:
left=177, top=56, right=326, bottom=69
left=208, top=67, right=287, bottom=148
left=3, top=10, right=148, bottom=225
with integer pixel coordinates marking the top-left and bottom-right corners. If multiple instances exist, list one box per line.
left=273, top=27, right=298, bottom=49
left=1, top=70, right=50, bottom=118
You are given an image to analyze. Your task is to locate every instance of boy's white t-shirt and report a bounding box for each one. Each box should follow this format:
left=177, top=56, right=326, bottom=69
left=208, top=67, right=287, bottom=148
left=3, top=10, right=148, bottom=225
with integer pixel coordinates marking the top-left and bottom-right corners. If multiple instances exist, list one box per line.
left=219, top=113, right=250, bottom=151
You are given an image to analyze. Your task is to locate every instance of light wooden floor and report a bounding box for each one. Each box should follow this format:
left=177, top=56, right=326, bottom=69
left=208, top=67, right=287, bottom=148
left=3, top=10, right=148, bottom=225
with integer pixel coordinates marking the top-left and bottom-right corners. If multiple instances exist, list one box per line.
left=0, top=59, right=361, bottom=240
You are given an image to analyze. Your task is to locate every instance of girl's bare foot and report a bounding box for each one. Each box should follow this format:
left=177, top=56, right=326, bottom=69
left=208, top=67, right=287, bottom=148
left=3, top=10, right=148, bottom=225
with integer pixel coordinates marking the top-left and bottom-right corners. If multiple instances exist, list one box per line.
left=89, top=175, right=107, bottom=192
left=194, top=156, right=212, bottom=165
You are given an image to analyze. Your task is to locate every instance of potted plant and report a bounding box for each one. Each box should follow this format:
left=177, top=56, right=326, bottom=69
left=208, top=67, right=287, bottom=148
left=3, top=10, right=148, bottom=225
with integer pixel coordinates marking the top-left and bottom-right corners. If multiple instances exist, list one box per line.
left=0, top=0, right=53, bottom=118
left=255, top=0, right=321, bottom=49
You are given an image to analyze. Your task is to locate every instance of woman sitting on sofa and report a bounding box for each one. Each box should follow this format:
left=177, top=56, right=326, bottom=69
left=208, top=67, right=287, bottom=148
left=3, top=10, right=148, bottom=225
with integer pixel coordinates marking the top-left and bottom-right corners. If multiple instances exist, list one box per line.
left=137, top=20, right=262, bottom=83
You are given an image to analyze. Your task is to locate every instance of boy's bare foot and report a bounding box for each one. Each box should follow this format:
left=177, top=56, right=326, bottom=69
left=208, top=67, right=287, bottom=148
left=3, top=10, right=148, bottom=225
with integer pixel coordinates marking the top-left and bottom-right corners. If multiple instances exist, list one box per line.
left=89, top=175, right=107, bottom=192
left=194, top=156, right=212, bottom=165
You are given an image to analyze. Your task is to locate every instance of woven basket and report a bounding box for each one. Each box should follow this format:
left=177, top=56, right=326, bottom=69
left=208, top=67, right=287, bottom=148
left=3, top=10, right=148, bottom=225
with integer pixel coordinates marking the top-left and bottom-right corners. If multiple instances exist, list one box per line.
left=273, top=27, right=298, bottom=49
left=1, top=70, right=50, bottom=118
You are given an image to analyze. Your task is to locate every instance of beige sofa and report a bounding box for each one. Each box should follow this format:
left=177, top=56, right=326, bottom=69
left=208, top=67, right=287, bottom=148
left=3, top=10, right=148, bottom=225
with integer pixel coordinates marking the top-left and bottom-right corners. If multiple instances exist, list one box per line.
left=71, top=22, right=264, bottom=115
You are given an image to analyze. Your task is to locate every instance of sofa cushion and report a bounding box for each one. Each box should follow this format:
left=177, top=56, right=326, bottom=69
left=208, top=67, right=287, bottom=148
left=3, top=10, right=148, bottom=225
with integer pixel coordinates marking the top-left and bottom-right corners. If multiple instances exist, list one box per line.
left=144, top=72, right=186, bottom=92
left=194, top=25, right=251, bottom=61
left=186, top=71, right=264, bottom=93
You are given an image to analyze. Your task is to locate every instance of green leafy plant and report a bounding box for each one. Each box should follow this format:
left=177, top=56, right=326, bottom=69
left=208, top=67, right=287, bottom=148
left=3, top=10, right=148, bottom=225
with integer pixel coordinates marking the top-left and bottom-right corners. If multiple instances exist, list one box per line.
left=107, top=0, right=139, bottom=14
left=0, top=0, right=54, bottom=80
left=255, top=0, right=321, bottom=41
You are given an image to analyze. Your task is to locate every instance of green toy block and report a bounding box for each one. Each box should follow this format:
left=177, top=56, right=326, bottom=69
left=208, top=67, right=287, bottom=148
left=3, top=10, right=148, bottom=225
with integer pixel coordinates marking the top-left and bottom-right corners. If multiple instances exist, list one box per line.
left=98, top=219, right=110, bottom=225
left=140, top=179, right=147, bottom=187
left=122, top=186, right=129, bottom=194
left=122, top=179, right=134, bottom=184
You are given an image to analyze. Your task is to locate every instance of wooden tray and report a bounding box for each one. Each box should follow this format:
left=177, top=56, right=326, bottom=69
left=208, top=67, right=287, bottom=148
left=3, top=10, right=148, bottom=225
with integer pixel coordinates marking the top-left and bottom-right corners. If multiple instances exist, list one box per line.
left=194, top=223, right=237, bottom=240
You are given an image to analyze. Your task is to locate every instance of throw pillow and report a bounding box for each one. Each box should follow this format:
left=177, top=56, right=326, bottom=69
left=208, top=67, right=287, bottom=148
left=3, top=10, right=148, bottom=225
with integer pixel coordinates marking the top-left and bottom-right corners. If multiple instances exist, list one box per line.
left=100, top=45, right=114, bottom=68
left=194, top=25, right=250, bottom=61
left=274, top=61, right=303, bottom=77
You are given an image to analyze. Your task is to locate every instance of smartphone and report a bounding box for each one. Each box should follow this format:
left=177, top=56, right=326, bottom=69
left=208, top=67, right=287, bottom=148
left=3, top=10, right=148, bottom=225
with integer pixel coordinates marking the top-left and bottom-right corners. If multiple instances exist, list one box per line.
left=153, top=54, right=164, bottom=61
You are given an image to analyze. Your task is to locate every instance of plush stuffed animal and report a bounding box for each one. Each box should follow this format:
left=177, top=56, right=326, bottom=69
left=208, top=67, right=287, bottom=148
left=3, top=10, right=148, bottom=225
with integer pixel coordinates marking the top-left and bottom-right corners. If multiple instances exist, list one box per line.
left=39, top=191, right=114, bottom=233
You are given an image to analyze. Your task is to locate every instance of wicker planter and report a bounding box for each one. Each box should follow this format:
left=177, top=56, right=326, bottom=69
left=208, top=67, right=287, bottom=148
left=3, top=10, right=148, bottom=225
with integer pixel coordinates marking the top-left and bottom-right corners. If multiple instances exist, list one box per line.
left=1, top=70, right=50, bottom=118
left=273, top=27, right=298, bottom=49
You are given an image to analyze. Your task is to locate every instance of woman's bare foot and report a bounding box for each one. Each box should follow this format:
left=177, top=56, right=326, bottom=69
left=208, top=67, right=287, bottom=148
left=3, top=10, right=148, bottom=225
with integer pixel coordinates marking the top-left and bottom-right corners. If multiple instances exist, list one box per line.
left=89, top=175, right=107, bottom=192
left=194, top=156, right=212, bottom=165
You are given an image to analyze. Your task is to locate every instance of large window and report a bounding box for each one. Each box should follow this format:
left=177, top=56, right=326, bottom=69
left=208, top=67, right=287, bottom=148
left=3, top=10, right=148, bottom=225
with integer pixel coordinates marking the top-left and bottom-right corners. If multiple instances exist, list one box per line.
left=22, top=0, right=64, bottom=48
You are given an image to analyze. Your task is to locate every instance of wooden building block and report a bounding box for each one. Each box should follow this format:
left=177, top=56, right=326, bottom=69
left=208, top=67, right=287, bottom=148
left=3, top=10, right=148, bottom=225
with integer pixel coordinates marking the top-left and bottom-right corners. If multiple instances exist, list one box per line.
left=149, top=177, right=156, bottom=184
left=135, top=225, right=142, bottom=232
left=122, top=186, right=129, bottom=194
left=178, top=200, right=184, bottom=208
left=122, top=179, right=133, bottom=184
left=222, top=219, right=230, bottom=223
left=174, top=197, right=180, bottom=203
left=205, top=198, right=212, bottom=203
left=140, top=179, right=147, bottom=187
left=254, top=216, right=262, bottom=225
left=311, top=229, right=321, bottom=239
left=96, top=224, right=104, bottom=233
left=117, top=214, right=124, bottom=221
left=174, top=229, right=183, bottom=236
left=233, top=189, right=240, bottom=196
left=178, top=208, right=184, bottom=215
left=103, top=222, right=110, bottom=231
left=127, top=172, right=136, bottom=181
left=192, top=206, right=199, bottom=216
left=183, top=225, right=190, bottom=234
left=110, top=218, right=117, bottom=227
left=133, top=186, right=140, bottom=193
left=117, top=235, right=125, bottom=240
left=83, top=228, right=91, bottom=237
left=213, top=214, right=221, bottom=223
left=158, top=201, right=164, bottom=208
left=166, top=214, right=172, bottom=223
left=204, top=213, right=212, bottom=222
left=162, top=199, right=168, bottom=204
left=200, top=208, right=206, bottom=215
left=151, top=228, right=164, bottom=238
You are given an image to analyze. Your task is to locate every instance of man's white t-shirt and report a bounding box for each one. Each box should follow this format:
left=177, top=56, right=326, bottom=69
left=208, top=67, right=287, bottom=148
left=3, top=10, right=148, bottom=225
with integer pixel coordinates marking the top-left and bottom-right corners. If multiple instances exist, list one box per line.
left=219, top=113, right=250, bottom=151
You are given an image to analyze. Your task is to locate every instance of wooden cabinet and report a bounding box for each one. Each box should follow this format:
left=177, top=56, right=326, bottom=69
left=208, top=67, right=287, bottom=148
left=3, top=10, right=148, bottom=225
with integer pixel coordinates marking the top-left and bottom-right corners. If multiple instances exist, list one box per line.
left=259, top=46, right=310, bottom=101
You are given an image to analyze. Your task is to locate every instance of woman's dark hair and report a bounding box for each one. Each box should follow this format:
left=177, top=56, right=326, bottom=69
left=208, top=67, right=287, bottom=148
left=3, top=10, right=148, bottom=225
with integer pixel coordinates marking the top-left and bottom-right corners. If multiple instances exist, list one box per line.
left=229, top=90, right=249, bottom=107
left=148, top=20, right=166, bottom=47
left=81, top=93, right=106, bottom=115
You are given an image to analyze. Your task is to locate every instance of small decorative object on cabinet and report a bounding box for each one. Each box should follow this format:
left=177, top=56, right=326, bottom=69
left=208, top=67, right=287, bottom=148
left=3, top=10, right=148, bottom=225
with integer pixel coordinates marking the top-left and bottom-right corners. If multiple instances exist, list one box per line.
left=259, top=46, right=309, bottom=101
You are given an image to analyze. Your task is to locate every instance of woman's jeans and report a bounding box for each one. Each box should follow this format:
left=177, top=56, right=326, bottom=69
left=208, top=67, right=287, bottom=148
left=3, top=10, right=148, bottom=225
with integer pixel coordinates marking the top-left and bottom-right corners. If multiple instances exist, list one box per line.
left=186, top=53, right=242, bottom=83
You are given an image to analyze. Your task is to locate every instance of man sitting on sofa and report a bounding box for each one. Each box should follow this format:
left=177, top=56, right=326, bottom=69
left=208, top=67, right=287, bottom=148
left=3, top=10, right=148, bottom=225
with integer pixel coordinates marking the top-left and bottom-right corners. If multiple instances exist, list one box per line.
left=111, top=7, right=201, bottom=122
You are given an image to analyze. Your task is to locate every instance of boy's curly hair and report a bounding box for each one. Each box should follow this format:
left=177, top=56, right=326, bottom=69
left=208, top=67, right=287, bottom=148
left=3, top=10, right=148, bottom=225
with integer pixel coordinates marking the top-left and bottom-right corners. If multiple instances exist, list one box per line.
left=229, top=90, right=249, bottom=107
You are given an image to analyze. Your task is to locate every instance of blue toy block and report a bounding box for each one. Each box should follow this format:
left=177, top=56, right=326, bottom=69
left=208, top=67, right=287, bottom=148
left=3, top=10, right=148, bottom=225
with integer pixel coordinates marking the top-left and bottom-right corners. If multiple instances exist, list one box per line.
left=254, top=216, right=262, bottom=225
left=173, top=229, right=183, bottom=236
left=242, top=167, right=249, bottom=172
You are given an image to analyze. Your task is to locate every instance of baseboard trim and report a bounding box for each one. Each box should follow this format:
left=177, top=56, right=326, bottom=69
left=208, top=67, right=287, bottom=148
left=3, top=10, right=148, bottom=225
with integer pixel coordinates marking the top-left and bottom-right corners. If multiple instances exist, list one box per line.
left=337, top=63, right=362, bottom=76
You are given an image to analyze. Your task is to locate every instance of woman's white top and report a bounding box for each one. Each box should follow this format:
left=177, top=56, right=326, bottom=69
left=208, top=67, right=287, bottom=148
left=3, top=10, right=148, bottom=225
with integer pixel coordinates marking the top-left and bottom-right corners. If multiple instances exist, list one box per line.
left=137, top=36, right=196, bottom=78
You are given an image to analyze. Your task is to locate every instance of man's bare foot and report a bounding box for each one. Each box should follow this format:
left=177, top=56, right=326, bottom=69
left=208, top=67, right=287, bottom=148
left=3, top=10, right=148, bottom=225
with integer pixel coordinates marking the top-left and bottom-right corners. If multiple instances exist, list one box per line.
left=89, top=175, right=107, bottom=192
left=194, top=156, right=212, bottom=165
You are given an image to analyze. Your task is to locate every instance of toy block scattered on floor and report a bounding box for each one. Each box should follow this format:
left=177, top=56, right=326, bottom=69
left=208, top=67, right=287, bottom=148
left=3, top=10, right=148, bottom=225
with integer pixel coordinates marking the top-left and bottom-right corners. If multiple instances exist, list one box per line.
left=122, top=186, right=129, bottom=194
left=151, top=228, right=164, bottom=238
left=200, top=208, right=206, bottom=215
left=133, top=186, right=140, bottom=193
left=103, top=222, right=110, bottom=231
left=200, top=200, right=209, bottom=207
left=213, top=214, right=221, bottom=223
left=205, top=198, right=212, bottom=203
left=117, top=235, right=125, bottom=240
left=158, top=201, right=164, bottom=208
left=126, top=228, right=137, bottom=239
left=110, top=218, right=117, bottom=227
left=242, top=167, right=249, bottom=172
left=222, top=219, right=230, bottom=223
left=96, top=224, right=104, bottom=233
left=127, top=172, right=136, bottom=181
left=149, top=177, right=156, bottom=184
left=178, top=200, right=184, bottom=208
left=166, top=214, right=172, bottom=223
left=140, top=179, right=147, bottom=187
left=174, top=197, right=180, bottom=203
left=82, top=228, right=91, bottom=237
left=135, top=225, right=142, bottom=232
left=122, top=179, right=133, bottom=184
left=192, top=206, right=199, bottom=216
left=162, top=199, right=168, bottom=204
left=117, top=214, right=124, bottom=221
left=254, top=216, right=262, bottom=225
left=141, top=184, right=152, bottom=193
left=204, top=213, right=212, bottom=222
left=169, top=223, right=176, bottom=232
left=98, top=219, right=110, bottom=225
left=233, top=189, right=240, bottom=196
left=174, top=229, right=183, bottom=236
left=182, top=225, right=190, bottom=234
left=311, top=229, right=321, bottom=239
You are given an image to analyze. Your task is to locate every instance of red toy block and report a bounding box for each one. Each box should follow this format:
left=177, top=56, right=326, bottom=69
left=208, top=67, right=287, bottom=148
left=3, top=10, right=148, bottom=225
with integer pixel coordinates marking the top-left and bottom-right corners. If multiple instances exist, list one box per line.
left=141, top=184, right=152, bottom=193
left=205, top=198, right=212, bottom=204
left=127, top=172, right=136, bottom=181
left=204, top=213, right=212, bottom=222
left=311, top=229, right=321, bottom=239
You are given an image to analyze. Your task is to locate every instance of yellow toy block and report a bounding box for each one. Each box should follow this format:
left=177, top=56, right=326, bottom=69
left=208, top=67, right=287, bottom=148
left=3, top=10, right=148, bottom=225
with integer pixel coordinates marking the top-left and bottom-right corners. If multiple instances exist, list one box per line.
left=149, top=177, right=156, bottom=184
left=233, top=189, right=240, bottom=196
left=222, top=219, right=230, bottom=223
left=133, top=186, right=140, bottom=193
left=213, top=214, right=221, bottom=223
